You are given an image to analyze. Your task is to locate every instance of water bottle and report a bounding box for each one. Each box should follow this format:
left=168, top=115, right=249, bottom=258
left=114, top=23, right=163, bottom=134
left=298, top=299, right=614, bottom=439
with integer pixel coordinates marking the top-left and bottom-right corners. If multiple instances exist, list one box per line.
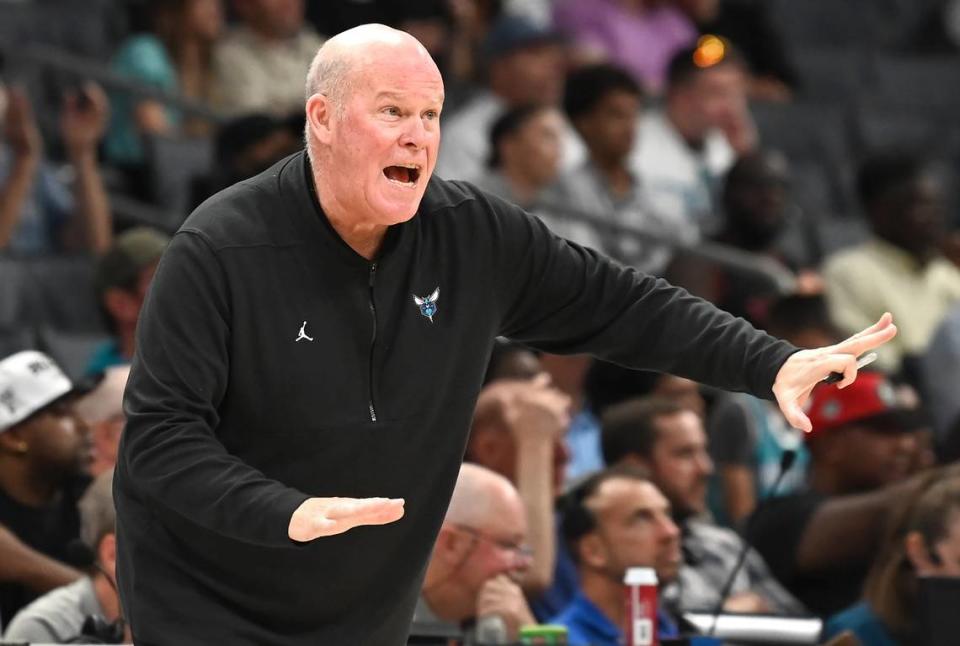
left=624, top=567, right=659, bottom=646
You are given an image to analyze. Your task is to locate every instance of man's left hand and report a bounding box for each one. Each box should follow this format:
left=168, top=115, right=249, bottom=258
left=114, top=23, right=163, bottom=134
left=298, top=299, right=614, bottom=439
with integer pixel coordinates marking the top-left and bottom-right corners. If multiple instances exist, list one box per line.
left=773, top=313, right=897, bottom=432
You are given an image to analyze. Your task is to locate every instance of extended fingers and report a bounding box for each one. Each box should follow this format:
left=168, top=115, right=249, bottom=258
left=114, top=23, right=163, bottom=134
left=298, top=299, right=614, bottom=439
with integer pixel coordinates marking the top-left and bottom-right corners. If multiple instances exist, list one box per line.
left=832, top=315, right=896, bottom=356
left=324, top=497, right=405, bottom=521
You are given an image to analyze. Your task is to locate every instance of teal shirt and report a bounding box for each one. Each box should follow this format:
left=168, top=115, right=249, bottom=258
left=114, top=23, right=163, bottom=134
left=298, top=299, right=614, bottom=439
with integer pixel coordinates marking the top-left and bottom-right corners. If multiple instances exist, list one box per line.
left=85, top=340, right=127, bottom=377
left=106, top=35, right=180, bottom=165
left=825, top=601, right=899, bottom=646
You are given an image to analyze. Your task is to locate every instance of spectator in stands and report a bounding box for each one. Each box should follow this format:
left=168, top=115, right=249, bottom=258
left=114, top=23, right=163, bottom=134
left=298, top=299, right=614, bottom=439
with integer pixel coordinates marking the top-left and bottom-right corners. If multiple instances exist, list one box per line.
left=551, top=465, right=681, bottom=644
left=558, top=63, right=690, bottom=275
left=825, top=468, right=960, bottom=645
left=75, top=367, right=129, bottom=478
left=601, top=396, right=805, bottom=615
left=824, top=152, right=960, bottom=375
left=107, top=0, right=224, bottom=167
left=86, top=228, right=170, bottom=375
left=552, top=0, right=697, bottom=94
left=668, top=149, right=822, bottom=325
left=0, top=351, right=92, bottom=624
left=436, top=14, right=576, bottom=182
left=191, top=112, right=304, bottom=207
left=305, top=0, right=492, bottom=105
left=706, top=295, right=836, bottom=527
left=474, top=103, right=565, bottom=210
left=748, top=371, right=927, bottom=617
left=3, top=469, right=125, bottom=643
left=474, top=100, right=600, bottom=253
left=0, top=84, right=112, bottom=255
left=466, top=375, right=571, bottom=599
left=211, top=0, right=324, bottom=117
left=685, top=0, right=798, bottom=101
left=415, top=463, right=536, bottom=643
left=632, top=42, right=757, bottom=239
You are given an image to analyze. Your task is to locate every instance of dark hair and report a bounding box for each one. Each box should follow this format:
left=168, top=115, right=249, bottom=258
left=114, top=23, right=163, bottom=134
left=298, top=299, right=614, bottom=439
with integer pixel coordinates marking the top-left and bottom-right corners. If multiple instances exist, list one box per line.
left=487, top=103, right=551, bottom=169
left=666, top=40, right=745, bottom=89
left=601, top=396, right=687, bottom=465
left=765, top=294, right=838, bottom=342
left=856, top=151, right=929, bottom=211
left=482, top=339, right=540, bottom=385
left=584, top=361, right=663, bottom=417
left=562, top=63, right=643, bottom=122
left=560, top=464, right=651, bottom=564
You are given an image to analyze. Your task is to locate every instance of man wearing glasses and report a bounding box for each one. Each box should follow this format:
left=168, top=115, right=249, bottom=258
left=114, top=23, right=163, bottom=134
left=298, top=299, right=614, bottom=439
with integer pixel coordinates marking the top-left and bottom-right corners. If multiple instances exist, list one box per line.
left=415, top=463, right=536, bottom=643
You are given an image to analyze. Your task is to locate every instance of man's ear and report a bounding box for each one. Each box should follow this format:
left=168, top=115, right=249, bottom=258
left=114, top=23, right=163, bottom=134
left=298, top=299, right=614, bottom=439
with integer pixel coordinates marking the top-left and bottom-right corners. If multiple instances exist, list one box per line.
left=579, top=533, right=609, bottom=570
left=905, top=530, right=940, bottom=575
left=435, top=526, right=468, bottom=565
left=102, top=288, right=139, bottom=324
left=467, top=429, right=501, bottom=468
left=0, top=425, right=28, bottom=454
left=306, top=93, right=336, bottom=146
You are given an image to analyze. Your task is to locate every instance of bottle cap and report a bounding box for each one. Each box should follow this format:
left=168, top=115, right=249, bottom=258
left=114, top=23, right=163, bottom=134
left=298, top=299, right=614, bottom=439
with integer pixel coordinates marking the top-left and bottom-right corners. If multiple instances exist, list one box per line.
left=624, top=567, right=658, bottom=586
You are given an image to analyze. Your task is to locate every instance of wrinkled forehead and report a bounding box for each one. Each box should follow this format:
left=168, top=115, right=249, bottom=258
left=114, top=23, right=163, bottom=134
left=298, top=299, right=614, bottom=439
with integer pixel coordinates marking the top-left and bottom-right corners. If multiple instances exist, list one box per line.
left=348, top=48, right=444, bottom=104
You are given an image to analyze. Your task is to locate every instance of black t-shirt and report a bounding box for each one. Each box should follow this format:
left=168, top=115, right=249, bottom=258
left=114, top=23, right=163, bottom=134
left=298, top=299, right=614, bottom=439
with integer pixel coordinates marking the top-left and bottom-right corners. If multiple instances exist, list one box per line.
left=0, top=479, right=86, bottom=625
left=746, top=491, right=867, bottom=617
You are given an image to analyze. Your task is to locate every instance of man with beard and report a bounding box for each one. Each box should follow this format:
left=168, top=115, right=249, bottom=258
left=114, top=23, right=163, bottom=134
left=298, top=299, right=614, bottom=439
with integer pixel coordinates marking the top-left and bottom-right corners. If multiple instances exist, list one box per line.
left=0, top=351, right=93, bottom=625
left=602, top=396, right=804, bottom=616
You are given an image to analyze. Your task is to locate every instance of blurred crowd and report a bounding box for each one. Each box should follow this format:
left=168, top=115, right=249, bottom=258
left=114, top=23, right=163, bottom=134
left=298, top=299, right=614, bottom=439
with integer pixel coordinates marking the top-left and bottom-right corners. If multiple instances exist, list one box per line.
left=3, top=0, right=960, bottom=644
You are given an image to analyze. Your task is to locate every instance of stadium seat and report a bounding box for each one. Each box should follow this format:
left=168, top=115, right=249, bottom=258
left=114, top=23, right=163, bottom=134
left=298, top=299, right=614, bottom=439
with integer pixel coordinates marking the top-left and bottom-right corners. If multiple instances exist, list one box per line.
left=22, top=256, right=106, bottom=334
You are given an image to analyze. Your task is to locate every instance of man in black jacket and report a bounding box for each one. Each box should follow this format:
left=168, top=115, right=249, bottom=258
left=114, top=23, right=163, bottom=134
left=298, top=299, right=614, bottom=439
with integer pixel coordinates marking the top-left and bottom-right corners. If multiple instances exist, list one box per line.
left=114, top=23, right=897, bottom=646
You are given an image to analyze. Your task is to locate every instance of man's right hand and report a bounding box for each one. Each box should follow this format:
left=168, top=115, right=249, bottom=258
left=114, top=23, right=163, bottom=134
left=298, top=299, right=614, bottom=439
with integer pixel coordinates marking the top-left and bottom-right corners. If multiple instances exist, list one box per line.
left=494, top=373, right=571, bottom=447
left=288, top=497, right=405, bottom=542
left=476, top=574, right=536, bottom=640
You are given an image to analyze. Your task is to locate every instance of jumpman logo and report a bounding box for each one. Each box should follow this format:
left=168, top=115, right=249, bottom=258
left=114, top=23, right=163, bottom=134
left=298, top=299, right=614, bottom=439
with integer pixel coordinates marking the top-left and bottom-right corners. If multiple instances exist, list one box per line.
left=295, top=321, right=314, bottom=342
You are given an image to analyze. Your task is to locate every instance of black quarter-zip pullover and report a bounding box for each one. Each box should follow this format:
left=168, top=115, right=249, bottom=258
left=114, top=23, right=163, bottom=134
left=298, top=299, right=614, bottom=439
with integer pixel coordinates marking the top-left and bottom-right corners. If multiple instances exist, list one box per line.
left=115, top=151, right=796, bottom=645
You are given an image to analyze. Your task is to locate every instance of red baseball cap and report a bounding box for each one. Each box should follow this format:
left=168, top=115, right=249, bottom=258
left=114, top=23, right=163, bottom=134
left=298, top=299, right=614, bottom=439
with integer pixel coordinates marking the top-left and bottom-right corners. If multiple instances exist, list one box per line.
left=805, top=371, right=926, bottom=438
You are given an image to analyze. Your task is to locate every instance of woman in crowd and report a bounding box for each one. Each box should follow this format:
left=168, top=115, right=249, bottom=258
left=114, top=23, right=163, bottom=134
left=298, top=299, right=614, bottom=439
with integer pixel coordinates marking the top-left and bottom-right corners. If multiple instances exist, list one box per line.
left=825, top=467, right=960, bottom=644
left=105, top=0, right=223, bottom=168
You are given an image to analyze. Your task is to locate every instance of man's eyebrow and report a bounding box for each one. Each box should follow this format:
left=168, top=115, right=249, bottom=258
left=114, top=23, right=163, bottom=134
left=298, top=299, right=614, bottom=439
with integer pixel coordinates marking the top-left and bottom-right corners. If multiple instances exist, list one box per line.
left=375, top=91, right=445, bottom=105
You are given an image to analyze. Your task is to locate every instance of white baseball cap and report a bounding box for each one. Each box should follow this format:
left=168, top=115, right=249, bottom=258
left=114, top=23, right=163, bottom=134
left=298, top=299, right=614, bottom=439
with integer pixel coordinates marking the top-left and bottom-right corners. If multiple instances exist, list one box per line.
left=0, top=351, right=76, bottom=433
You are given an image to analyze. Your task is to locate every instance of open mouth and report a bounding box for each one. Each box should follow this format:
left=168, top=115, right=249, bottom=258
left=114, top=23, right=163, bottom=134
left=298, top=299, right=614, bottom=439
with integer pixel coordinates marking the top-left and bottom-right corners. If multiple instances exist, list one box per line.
left=383, top=164, right=421, bottom=187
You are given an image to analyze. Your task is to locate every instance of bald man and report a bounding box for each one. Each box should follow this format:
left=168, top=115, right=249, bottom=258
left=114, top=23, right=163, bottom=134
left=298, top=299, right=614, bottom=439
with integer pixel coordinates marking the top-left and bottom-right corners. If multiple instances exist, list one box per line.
left=115, top=23, right=897, bottom=645
left=416, top=464, right=535, bottom=642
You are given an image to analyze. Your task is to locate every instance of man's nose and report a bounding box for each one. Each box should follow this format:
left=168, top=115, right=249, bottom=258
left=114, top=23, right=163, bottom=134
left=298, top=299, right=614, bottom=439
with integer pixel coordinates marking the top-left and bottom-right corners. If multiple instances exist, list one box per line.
left=659, top=515, right=681, bottom=541
left=698, top=451, right=714, bottom=476
left=399, top=116, right=428, bottom=150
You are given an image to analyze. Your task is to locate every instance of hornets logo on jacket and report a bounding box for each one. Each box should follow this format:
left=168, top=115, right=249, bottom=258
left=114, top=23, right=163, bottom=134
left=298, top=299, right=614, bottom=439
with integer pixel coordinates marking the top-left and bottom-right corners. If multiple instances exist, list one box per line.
left=413, top=287, right=440, bottom=323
